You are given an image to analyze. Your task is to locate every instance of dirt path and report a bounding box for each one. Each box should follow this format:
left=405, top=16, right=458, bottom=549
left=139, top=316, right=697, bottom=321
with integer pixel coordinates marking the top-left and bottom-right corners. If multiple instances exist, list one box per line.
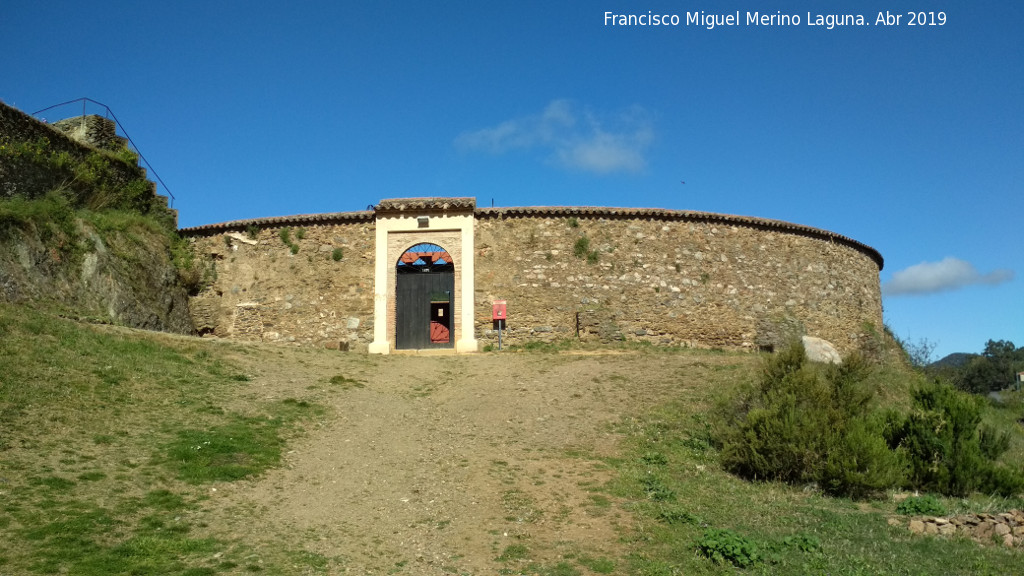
left=198, top=345, right=739, bottom=574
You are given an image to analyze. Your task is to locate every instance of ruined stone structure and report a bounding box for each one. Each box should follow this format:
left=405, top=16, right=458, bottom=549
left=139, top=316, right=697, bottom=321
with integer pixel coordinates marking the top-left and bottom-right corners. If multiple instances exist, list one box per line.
left=51, top=115, right=128, bottom=152
left=0, top=102, right=175, bottom=224
left=181, top=197, right=884, bottom=355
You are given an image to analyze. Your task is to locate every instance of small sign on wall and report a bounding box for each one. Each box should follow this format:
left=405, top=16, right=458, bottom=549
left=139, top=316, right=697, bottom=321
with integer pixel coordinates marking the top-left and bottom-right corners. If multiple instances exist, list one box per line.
left=492, top=300, right=507, bottom=349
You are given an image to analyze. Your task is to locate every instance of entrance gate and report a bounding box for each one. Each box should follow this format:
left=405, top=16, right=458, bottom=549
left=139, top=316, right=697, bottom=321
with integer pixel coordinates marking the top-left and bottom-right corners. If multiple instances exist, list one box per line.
left=395, top=243, right=454, bottom=349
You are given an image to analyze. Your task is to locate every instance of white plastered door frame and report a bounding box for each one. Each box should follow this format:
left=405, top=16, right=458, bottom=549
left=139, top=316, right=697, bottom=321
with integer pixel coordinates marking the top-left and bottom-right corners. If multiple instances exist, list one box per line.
left=368, top=210, right=477, bottom=354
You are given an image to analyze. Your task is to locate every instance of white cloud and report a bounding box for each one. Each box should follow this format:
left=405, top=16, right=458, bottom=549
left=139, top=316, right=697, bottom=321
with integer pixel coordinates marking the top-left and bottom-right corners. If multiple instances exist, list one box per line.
left=455, top=100, right=653, bottom=174
left=883, top=257, right=1015, bottom=296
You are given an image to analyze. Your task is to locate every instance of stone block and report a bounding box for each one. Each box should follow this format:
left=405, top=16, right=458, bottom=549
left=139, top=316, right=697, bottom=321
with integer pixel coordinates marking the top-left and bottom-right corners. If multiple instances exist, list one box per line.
left=802, top=335, right=842, bottom=364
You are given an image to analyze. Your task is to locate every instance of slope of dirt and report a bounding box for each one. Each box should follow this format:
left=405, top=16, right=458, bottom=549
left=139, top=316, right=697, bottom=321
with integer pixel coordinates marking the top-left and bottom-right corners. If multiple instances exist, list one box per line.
left=195, top=344, right=752, bottom=574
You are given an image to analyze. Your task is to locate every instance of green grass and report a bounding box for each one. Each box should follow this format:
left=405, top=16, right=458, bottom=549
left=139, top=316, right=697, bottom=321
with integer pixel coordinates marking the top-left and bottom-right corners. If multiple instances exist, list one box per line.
left=601, top=364, right=1024, bottom=576
left=4, top=303, right=1022, bottom=575
left=0, top=303, right=332, bottom=575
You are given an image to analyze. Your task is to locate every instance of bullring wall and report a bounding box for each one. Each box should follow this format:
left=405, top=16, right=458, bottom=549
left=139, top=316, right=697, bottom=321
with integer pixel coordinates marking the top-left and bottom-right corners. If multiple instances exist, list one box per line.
left=473, top=208, right=883, bottom=353
left=186, top=213, right=377, bottom=349
left=182, top=204, right=883, bottom=354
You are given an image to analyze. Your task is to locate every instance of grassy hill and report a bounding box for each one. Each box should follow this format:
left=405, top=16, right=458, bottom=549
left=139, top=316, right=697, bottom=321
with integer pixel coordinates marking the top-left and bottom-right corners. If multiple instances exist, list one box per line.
left=1, top=303, right=1022, bottom=575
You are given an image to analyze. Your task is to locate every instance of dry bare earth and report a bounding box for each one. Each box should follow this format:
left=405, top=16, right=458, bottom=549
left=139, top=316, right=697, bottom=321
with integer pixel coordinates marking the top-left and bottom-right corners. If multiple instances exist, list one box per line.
left=198, top=345, right=749, bottom=575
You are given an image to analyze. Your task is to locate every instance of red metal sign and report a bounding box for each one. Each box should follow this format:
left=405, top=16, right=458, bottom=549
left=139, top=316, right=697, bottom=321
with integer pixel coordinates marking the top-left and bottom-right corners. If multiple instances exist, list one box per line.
left=492, top=300, right=507, bottom=320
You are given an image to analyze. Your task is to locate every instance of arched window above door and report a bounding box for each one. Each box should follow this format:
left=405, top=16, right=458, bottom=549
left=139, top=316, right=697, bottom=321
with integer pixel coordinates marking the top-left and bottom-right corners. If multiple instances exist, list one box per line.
left=396, top=243, right=454, bottom=273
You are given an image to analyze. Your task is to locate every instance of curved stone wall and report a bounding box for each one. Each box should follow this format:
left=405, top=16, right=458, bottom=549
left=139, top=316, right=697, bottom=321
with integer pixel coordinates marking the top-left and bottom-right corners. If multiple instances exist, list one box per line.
left=184, top=212, right=377, bottom=348
left=472, top=207, right=882, bottom=353
left=181, top=201, right=883, bottom=354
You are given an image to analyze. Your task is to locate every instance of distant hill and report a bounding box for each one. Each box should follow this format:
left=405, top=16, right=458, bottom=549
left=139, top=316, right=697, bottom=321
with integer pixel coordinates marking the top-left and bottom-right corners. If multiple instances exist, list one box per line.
left=930, top=352, right=976, bottom=369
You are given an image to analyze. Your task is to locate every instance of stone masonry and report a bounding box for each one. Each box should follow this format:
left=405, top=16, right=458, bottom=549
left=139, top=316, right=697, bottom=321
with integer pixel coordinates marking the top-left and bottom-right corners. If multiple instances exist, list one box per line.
left=186, top=212, right=376, bottom=350
left=902, top=510, right=1024, bottom=548
left=181, top=200, right=883, bottom=354
left=473, top=207, right=882, bottom=354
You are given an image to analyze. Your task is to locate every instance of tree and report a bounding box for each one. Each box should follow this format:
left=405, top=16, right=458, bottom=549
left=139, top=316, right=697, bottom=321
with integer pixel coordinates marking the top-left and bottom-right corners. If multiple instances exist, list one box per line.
left=955, top=340, right=1023, bottom=393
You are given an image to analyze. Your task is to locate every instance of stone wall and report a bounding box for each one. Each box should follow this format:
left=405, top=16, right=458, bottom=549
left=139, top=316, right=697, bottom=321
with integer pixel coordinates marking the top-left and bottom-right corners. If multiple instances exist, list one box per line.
left=51, top=115, right=128, bottom=152
left=183, top=204, right=883, bottom=355
left=472, top=208, right=882, bottom=354
left=1, top=104, right=138, bottom=200
left=0, top=102, right=174, bottom=224
left=186, top=214, right=376, bottom=350
left=902, top=510, right=1024, bottom=548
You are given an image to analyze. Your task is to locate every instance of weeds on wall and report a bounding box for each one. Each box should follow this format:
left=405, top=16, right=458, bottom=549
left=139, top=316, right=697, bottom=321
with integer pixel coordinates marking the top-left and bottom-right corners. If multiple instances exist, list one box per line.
left=1, top=136, right=158, bottom=216
left=1, top=132, right=206, bottom=297
left=279, top=227, right=300, bottom=254
left=573, top=234, right=600, bottom=264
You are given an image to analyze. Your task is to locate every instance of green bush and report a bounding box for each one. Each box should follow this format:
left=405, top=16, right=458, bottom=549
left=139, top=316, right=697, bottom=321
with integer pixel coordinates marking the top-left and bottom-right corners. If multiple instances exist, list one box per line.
left=716, top=342, right=904, bottom=498
left=884, top=380, right=1024, bottom=496
left=896, top=494, right=947, bottom=516
left=979, top=424, right=1012, bottom=460
left=331, top=247, right=343, bottom=261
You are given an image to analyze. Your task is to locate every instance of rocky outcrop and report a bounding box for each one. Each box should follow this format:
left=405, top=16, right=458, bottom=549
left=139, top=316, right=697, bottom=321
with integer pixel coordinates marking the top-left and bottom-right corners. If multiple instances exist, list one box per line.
left=0, top=218, right=192, bottom=333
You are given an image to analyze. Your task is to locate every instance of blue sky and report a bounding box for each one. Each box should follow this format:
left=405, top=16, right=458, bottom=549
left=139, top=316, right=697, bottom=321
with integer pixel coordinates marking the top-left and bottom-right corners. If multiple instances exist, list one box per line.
left=2, top=1, right=1020, bottom=359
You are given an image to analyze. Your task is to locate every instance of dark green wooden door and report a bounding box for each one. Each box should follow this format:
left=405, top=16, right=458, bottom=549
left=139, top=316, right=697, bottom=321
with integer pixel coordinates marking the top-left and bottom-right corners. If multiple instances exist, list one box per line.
left=396, top=271, right=454, bottom=349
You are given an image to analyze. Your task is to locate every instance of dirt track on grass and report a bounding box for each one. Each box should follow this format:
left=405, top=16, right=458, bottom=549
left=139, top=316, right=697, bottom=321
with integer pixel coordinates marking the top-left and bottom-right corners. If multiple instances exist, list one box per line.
left=199, top=345, right=748, bottom=574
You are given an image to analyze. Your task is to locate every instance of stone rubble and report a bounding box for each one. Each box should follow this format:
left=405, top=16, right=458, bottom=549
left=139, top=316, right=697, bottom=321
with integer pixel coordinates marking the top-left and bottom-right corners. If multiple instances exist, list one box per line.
left=902, top=510, right=1024, bottom=548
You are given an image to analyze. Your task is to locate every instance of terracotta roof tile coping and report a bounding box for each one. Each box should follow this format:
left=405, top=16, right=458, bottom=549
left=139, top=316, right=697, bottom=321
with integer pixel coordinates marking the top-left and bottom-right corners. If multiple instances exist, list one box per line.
left=178, top=210, right=375, bottom=234
left=179, top=205, right=882, bottom=270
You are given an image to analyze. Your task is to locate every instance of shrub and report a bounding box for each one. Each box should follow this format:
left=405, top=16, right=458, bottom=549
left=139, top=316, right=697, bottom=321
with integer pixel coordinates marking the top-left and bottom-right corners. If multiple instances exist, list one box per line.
left=884, top=380, right=1024, bottom=497
left=896, top=494, right=947, bottom=516
left=640, top=474, right=676, bottom=501
left=694, top=528, right=762, bottom=568
left=331, top=247, right=343, bottom=261
left=716, top=342, right=903, bottom=498
left=979, top=424, right=1012, bottom=461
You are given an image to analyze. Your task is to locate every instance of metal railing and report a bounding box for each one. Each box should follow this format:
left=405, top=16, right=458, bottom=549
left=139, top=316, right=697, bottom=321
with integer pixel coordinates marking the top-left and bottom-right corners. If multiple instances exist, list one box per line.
left=32, top=97, right=174, bottom=207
